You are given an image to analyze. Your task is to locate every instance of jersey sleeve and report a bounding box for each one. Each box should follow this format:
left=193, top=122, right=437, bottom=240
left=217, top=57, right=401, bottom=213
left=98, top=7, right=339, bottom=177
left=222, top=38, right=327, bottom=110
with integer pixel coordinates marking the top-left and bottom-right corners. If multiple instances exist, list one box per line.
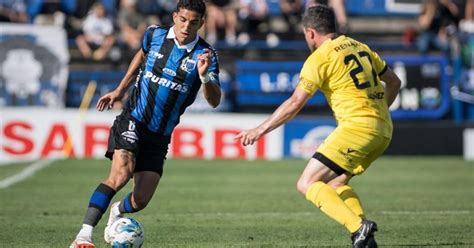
left=141, top=25, right=158, bottom=54
left=370, top=49, right=388, bottom=76
left=297, top=55, right=324, bottom=95
left=207, top=48, right=221, bottom=86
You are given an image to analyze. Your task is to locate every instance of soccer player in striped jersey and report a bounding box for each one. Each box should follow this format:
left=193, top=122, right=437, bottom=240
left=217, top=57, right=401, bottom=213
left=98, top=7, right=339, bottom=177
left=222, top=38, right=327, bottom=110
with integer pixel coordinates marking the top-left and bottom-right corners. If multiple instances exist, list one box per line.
left=70, top=1, right=221, bottom=247
left=235, top=5, right=401, bottom=248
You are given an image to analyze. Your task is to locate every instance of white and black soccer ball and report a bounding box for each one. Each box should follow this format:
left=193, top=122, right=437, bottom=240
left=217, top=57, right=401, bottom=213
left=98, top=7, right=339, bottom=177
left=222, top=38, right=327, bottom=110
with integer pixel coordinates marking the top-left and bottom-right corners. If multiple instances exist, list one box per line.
left=107, top=217, right=144, bottom=247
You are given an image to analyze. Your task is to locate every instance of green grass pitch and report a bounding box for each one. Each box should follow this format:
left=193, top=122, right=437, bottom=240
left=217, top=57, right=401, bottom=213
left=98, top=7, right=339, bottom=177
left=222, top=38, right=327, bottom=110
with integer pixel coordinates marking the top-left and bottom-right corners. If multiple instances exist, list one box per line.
left=0, top=157, right=473, bottom=247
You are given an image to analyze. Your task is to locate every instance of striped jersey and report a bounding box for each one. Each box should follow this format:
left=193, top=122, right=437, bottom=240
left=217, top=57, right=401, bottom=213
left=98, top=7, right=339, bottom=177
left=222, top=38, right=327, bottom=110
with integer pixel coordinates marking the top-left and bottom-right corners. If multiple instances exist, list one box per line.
left=126, top=25, right=220, bottom=136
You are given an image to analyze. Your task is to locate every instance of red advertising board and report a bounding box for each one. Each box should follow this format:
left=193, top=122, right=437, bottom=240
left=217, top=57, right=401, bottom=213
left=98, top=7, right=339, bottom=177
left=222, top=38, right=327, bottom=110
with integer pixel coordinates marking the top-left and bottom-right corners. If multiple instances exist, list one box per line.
left=0, top=109, right=283, bottom=162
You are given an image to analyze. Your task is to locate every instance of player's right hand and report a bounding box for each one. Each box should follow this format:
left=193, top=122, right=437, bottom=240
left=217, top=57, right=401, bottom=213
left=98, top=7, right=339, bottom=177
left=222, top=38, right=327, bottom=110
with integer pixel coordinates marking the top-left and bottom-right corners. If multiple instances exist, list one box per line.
left=96, top=90, right=122, bottom=111
left=234, top=128, right=262, bottom=146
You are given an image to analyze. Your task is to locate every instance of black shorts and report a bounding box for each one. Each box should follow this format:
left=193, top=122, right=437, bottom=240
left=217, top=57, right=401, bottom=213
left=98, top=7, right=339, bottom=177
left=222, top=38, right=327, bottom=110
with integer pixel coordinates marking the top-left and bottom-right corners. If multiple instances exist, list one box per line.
left=105, top=112, right=171, bottom=176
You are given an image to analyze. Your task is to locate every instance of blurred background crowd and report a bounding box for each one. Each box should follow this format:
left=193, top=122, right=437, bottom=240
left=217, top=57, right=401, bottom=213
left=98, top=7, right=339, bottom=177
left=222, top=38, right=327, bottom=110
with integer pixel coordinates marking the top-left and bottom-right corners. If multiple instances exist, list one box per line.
left=1, top=0, right=339, bottom=54
left=1, top=0, right=474, bottom=121
left=1, top=0, right=473, bottom=57
left=1, top=0, right=353, bottom=61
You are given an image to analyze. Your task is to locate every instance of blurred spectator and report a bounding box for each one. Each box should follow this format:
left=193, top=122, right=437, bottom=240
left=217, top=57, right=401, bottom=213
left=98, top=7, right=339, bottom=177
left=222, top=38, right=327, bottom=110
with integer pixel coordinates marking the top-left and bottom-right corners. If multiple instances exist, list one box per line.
left=28, top=0, right=76, bottom=26
left=73, top=0, right=97, bottom=18
left=417, top=0, right=460, bottom=55
left=58, top=0, right=93, bottom=40
left=75, top=3, right=116, bottom=61
left=238, top=0, right=279, bottom=47
left=0, top=0, right=28, bottom=23
left=101, top=0, right=119, bottom=17
left=460, top=0, right=474, bottom=32
left=459, top=0, right=474, bottom=69
left=136, top=0, right=176, bottom=26
left=307, top=0, right=348, bottom=33
left=403, top=27, right=418, bottom=47
left=205, top=0, right=238, bottom=45
left=118, top=0, right=146, bottom=50
left=279, top=0, right=305, bottom=33
left=156, top=0, right=177, bottom=26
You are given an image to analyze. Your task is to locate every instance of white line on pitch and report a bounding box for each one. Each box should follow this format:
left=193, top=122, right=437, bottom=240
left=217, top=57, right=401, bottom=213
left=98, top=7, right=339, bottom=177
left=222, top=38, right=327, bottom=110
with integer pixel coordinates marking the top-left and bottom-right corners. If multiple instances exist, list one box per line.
left=381, top=210, right=471, bottom=215
left=0, top=161, right=29, bottom=167
left=152, top=211, right=472, bottom=218
left=0, top=159, right=55, bottom=189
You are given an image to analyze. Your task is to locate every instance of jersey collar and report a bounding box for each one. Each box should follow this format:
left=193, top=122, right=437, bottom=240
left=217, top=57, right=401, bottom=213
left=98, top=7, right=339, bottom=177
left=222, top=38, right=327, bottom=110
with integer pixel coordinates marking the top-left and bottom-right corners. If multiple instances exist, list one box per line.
left=167, top=26, right=199, bottom=52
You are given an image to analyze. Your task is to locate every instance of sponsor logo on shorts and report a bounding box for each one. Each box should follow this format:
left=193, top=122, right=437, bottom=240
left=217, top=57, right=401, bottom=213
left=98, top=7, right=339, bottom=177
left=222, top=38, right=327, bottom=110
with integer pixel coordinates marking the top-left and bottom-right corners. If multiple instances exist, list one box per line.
left=121, top=120, right=138, bottom=143
left=121, top=131, right=138, bottom=144
left=338, top=148, right=356, bottom=166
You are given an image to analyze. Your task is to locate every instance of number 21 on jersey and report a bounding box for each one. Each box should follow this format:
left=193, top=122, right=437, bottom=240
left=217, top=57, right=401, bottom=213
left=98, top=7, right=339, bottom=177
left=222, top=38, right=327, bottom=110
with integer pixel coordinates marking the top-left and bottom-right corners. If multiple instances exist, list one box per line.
left=344, top=51, right=379, bottom=90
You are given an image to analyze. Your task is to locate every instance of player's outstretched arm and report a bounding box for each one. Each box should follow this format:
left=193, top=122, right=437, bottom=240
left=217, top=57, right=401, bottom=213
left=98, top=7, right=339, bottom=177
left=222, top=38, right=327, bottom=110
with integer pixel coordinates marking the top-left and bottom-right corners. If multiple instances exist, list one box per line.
left=202, top=80, right=221, bottom=108
left=380, top=67, right=401, bottom=108
left=235, top=88, right=311, bottom=146
left=97, top=49, right=145, bottom=111
left=198, top=49, right=221, bottom=108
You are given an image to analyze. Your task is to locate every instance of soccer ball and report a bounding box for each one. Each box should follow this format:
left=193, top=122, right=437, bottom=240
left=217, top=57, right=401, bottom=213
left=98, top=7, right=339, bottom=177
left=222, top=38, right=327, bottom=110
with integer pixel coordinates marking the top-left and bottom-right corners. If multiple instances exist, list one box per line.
left=107, top=217, right=145, bottom=247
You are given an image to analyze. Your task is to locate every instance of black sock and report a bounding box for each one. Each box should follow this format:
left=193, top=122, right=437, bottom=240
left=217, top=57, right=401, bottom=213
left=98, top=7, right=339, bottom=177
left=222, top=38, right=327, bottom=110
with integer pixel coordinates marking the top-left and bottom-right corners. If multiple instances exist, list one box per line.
left=118, top=192, right=139, bottom=213
left=83, top=183, right=116, bottom=226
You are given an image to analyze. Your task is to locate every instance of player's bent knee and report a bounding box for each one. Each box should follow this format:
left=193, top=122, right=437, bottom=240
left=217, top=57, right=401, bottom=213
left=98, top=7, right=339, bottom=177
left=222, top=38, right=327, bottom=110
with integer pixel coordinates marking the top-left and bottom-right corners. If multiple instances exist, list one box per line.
left=296, top=179, right=311, bottom=196
left=327, top=181, right=346, bottom=189
left=327, top=173, right=351, bottom=189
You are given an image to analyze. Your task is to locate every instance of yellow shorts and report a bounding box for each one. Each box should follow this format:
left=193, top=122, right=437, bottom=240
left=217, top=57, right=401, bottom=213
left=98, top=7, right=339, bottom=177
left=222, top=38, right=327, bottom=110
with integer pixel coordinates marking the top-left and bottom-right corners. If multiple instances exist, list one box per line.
left=314, top=126, right=391, bottom=175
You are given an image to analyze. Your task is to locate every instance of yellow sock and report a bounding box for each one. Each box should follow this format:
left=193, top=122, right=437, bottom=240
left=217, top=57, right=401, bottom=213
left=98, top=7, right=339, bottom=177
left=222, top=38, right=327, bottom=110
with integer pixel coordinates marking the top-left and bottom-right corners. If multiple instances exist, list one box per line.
left=306, top=181, right=362, bottom=233
left=336, top=185, right=365, bottom=219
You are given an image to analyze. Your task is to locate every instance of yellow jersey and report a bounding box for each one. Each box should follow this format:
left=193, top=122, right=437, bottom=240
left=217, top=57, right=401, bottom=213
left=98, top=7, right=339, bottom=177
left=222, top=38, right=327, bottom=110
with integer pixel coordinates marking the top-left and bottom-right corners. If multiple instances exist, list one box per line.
left=298, top=35, right=393, bottom=138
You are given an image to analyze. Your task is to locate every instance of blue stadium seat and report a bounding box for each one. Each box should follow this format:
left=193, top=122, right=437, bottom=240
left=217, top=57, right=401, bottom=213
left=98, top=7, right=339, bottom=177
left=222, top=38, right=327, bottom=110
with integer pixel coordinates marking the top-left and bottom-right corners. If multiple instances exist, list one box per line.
left=345, top=0, right=420, bottom=17
left=66, top=71, right=124, bottom=108
left=267, top=0, right=281, bottom=16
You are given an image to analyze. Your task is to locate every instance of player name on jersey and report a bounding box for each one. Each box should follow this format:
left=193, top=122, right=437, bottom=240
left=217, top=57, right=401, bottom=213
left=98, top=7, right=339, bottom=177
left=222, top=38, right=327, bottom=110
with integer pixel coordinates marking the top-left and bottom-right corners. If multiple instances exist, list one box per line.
left=333, top=41, right=360, bottom=52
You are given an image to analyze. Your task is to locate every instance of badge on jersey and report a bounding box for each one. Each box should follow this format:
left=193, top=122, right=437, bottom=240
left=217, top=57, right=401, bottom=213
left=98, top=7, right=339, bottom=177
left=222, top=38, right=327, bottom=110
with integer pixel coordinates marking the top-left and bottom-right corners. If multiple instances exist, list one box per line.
left=180, top=56, right=196, bottom=73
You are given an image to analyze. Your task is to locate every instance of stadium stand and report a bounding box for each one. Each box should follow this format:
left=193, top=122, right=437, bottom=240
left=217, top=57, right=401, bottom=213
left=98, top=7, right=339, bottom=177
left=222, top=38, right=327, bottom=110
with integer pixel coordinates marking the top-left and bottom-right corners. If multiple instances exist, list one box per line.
left=2, top=0, right=474, bottom=123
left=58, top=1, right=463, bottom=120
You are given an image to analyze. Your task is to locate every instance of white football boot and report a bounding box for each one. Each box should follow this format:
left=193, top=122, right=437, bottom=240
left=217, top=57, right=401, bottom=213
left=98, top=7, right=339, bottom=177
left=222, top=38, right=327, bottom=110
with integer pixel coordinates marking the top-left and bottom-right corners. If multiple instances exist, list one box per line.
left=69, top=237, right=95, bottom=248
left=70, top=224, right=95, bottom=248
left=104, top=201, right=123, bottom=243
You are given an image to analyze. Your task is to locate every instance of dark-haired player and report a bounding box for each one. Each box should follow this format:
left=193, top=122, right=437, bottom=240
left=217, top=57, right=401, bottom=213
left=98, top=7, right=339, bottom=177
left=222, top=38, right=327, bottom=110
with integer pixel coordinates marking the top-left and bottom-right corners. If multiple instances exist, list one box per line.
left=70, top=1, right=221, bottom=247
left=235, top=4, right=401, bottom=248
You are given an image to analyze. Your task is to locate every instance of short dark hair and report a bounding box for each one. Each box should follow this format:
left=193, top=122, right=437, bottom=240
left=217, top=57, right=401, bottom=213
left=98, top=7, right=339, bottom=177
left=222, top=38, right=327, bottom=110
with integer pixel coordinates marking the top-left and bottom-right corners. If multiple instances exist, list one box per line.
left=176, top=0, right=206, bottom=18
left=302, top=5, right=337, bottom=34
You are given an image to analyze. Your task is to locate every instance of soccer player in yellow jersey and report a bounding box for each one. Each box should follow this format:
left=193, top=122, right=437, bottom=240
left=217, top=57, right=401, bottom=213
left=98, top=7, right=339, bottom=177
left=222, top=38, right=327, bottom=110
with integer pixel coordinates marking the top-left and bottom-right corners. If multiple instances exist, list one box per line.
left=235, top=5, right=401, bottom=248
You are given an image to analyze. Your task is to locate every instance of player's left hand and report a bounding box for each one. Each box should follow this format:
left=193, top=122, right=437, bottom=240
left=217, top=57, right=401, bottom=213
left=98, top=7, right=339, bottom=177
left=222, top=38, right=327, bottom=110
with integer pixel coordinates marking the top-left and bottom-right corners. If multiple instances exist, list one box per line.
left=96, top=89, right=123, bottom=111
left=197, top=49, right=211, bottom=77
left=234, top=128, right=262, bottom=146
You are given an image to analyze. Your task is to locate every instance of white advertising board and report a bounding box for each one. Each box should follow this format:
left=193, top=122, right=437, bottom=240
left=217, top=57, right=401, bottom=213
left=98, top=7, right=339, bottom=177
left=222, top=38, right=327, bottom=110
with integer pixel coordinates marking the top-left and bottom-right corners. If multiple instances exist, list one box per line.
left=463, top=128, right=474, bottom=160
left=0, top=108, right=283, bottom=163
